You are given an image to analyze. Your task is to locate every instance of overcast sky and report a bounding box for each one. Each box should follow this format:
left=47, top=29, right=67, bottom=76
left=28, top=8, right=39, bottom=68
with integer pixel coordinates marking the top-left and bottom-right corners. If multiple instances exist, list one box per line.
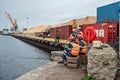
left=0, top=0, right=119, bottom=30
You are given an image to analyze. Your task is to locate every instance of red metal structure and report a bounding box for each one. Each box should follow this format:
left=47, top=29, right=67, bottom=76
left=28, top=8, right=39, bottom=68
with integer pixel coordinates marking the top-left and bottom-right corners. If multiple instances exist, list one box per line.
left=5, top=12, right=18, bottom=31
left=5, top=12, right=15, bottom=27
left=50, top=22, right=118, bottom=43
left=49, top=22, right=119, bottom=52
left=82, top=22, right=118, bottom=44
left=50, top=25, right=72, bottom=39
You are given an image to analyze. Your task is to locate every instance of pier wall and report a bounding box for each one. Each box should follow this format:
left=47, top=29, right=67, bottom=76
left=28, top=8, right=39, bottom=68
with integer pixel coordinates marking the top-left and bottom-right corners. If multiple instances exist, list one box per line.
left=11, top=34, right=66, bottom=52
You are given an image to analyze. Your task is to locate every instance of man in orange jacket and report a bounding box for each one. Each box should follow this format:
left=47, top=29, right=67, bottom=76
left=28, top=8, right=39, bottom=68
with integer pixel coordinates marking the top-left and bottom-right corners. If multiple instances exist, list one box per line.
left=57, top=37, right=81, bottom=65
left=58, top=35, right=87, bottom=65
left=76, top=34, right=87, bottom=55
left=57, top=37, right=77, bottom=64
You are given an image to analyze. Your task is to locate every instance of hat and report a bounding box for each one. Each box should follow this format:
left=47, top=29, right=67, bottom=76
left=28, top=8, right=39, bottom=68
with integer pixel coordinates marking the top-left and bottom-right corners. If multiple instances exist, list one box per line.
left=68, top=36, right=75, bottom=41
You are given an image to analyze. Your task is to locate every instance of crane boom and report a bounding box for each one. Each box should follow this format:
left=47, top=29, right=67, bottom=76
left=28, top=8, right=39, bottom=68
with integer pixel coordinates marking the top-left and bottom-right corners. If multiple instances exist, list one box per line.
left=5, top=12, right=18, bottom=31
left=5, top=12, right=15, bottom=27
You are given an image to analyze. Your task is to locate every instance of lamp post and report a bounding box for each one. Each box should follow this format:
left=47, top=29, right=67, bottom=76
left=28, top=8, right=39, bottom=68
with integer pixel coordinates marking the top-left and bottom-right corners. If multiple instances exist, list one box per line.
left=26, top=17, right=29, bottom=30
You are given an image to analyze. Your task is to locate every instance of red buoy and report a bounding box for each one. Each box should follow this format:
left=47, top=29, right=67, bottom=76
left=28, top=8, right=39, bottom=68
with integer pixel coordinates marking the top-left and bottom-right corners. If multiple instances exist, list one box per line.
left=84, top=27, right=96, bottom=43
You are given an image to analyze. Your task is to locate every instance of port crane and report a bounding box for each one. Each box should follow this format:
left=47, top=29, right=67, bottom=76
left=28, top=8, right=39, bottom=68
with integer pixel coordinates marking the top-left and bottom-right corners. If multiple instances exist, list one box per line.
left=5, top=12, right=18, bottom=31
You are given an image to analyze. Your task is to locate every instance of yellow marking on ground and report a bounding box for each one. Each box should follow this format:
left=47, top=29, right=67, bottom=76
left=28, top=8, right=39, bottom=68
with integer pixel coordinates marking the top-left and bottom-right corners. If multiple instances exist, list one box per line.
left=12, top=34, right=69, bottom=44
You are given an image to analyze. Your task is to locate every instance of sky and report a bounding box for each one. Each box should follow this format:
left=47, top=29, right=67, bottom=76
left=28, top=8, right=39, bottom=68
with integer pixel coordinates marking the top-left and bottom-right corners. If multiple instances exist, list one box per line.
left=0, top=0, right=119, bottom=30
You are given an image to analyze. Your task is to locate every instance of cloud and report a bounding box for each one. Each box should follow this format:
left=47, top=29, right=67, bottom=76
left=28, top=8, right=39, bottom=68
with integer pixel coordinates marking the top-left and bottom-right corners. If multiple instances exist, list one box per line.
left=0, top=0, right=119, bottom=30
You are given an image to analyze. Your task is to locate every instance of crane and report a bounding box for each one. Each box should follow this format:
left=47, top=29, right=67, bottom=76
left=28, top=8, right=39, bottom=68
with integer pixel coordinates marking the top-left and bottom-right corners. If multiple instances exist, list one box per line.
left=5, top=12, right=18, bottom=31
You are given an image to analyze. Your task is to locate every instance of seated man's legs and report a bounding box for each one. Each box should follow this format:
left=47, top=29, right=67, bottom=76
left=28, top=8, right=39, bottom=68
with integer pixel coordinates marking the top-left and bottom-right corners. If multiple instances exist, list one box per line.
left=58, top=49, right=72, bottom=64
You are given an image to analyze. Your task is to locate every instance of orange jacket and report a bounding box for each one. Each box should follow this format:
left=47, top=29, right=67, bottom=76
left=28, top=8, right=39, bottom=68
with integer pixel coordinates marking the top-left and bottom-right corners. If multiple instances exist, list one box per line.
left=70, top=41, right=87, bottom=56
left=70, top=42, right=80, bottom=57
left=79, top=40, right=87, bottom=54
left=80, top=44, right=87, bottom=54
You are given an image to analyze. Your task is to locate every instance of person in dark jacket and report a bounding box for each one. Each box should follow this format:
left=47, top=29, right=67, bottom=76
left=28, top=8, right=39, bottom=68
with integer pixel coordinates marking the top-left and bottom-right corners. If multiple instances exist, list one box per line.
left=55, top=34, right=60, bottom=42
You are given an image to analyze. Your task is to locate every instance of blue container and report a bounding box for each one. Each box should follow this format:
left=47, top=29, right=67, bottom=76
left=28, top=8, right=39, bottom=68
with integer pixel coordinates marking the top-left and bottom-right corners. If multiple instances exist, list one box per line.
left=97, top=1, right=120, bottom=23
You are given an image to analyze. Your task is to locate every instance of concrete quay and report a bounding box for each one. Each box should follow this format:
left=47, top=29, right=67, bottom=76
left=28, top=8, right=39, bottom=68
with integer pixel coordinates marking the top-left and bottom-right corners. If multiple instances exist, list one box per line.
left=16, top=62, right=86, bottom=80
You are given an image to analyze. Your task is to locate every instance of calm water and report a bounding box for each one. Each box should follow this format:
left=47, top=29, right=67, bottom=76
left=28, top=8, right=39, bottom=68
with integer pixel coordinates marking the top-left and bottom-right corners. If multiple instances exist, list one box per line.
left=0, top=35, right=50, bottom=80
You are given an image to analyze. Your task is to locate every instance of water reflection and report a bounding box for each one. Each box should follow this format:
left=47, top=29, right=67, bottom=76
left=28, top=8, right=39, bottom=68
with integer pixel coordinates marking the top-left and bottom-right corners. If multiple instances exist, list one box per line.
left=0, top=35, right=50, bottom=80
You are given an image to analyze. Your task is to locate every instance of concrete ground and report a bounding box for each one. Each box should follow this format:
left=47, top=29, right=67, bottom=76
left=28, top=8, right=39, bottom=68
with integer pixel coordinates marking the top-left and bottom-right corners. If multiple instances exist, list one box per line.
left=16, top=62, right=87, bottom=80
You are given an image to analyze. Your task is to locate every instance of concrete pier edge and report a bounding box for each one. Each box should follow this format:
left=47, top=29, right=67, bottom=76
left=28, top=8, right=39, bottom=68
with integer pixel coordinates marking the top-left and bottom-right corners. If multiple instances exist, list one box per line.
left=16, top=61, right=86, bottom=80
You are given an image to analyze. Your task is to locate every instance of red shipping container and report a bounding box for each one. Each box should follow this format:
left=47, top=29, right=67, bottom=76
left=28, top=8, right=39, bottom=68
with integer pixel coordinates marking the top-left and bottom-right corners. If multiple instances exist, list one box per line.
left=50, top=25, right=72, bottom=39
left=50, top=28, right=56, bottom=38
left=82, top=22, right=118, bottom=43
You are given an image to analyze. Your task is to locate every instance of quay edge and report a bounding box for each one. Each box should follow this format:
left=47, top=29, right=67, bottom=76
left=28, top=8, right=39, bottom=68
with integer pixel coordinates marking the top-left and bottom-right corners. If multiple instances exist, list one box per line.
left=10, top=34, right=69, bottom=52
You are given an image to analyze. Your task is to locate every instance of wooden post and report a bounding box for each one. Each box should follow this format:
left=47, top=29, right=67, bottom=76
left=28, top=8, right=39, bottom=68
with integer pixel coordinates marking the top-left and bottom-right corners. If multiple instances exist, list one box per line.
left=87, top=31, right=91, bottom=52
left=88, top=31, right=90, bottom=45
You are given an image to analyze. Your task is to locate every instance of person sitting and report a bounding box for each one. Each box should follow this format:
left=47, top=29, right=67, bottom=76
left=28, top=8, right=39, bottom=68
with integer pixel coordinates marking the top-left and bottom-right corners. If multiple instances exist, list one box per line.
left=57, top=36, right=80, bottom=65
left=71, top=29, right=78, bottom=38
left=76, top=34, right=87, bottom=55
left=76, top=29, right=83, bottom=37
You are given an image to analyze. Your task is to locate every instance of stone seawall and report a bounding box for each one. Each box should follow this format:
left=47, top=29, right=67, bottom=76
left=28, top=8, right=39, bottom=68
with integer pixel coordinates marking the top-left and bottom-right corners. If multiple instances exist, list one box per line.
left=87, top=45, right=117, bottom=80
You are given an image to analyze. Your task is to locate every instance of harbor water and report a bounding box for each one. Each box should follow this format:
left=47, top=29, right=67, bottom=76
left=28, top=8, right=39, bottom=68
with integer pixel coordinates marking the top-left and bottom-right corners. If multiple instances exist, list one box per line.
left=0, top=35, right=50, bottom=80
